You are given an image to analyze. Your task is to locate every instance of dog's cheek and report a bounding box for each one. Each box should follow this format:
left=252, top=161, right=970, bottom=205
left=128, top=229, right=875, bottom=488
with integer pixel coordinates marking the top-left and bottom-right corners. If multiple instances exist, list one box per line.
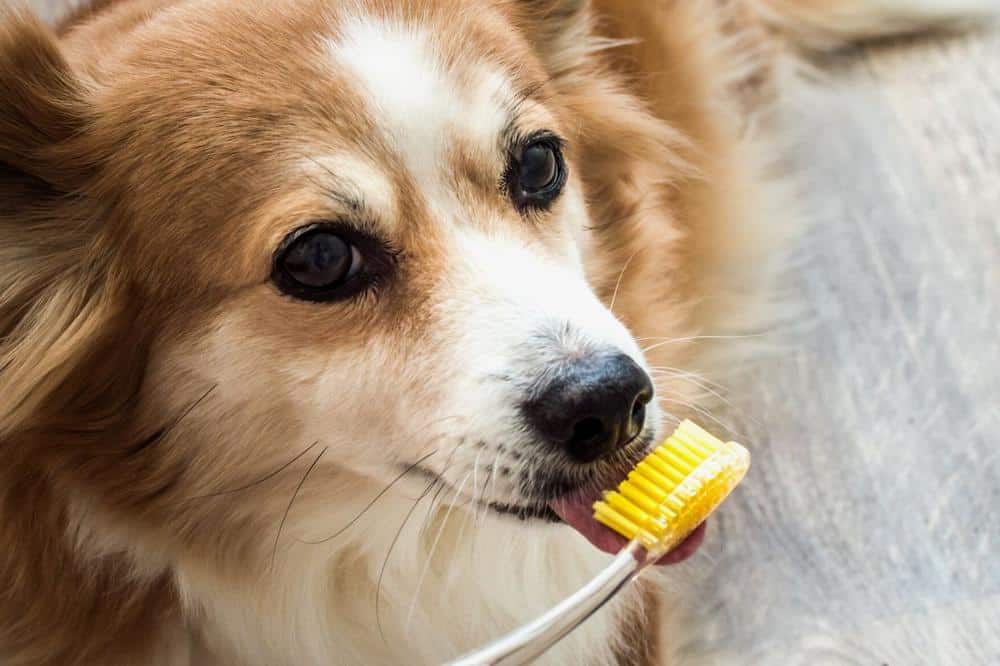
left=141, top=312, right=389, bottom=477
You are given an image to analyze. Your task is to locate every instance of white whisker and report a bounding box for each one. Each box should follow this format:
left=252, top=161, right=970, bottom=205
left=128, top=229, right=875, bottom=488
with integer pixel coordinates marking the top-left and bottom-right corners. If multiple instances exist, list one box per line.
left=641, top=333, right=764, bottom=354
left=657, top=397, right=744, bottom=439
left=648, top=365, right=727, bottom=391
left=649, top=368, right=733, bottom=407
left=609, top=250, right=640, bottom=314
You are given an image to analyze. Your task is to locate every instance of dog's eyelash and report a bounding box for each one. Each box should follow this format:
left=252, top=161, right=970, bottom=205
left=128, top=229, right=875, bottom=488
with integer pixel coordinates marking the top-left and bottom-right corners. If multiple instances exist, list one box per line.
left=348, top=271, right=389, bottom=306
left=506, top=129, right=566, bottom=155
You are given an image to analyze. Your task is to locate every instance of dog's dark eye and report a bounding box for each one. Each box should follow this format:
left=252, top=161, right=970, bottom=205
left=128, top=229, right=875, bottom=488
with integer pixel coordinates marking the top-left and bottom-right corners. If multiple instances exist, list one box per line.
left=282, top=231, right=360, bottom=287
left=272, top=224, right=367, bottom=302
left=507, top=134, right=566, bottom=212
left=520, top=142, right=559, bottom=192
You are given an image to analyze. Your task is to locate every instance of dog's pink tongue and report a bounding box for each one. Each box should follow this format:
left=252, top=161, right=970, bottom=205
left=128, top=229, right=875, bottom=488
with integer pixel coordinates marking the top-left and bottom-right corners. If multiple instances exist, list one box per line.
left=548, top=492, right=706, bottom=565
left=548, top=493, right=629, bottom=555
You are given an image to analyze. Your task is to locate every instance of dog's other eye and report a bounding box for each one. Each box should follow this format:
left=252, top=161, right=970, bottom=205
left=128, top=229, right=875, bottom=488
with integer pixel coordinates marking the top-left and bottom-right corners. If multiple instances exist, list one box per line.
left=521, top=142, right=559, bottom=192
left=507, top=134, right=566, bottom=212
left=272, top=225, right=366, bottom=302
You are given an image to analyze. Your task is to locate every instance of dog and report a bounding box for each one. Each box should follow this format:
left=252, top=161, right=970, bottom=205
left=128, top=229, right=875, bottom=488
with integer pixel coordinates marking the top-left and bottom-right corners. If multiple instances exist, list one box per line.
left=0, top=1, right=992, bottom=664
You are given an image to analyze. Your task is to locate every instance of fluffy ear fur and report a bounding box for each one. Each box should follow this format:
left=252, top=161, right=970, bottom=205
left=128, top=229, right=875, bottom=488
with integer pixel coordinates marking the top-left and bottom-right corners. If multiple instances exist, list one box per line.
left=0, top=8, right=133, bottom=444
left=0, top=12, right=178, bottom=665
left=0, top=8, right=89, bottom=193
left=515, top=0, right=597, bottom=77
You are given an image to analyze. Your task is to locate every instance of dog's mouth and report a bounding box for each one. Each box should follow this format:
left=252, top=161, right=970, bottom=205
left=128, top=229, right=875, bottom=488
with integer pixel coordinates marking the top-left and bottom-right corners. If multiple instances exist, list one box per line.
left=485, top=484, right=705, bottom=565
left=545, top=487, right=707, bottom=565
left=417, top=431, right=705, bottom=565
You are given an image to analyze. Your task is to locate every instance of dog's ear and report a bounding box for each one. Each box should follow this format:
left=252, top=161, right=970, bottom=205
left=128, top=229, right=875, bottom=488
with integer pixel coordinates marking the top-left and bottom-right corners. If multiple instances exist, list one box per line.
left=516, top=0, right=594, bottom=78
left=0, top=8, right=90, bottom=196
left=0, top=9, right=130, bottom=441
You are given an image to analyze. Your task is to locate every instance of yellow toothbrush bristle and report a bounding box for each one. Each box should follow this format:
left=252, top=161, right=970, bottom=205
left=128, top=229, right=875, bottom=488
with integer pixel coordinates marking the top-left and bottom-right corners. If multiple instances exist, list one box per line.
left=592, top=420, right=750, bottom=556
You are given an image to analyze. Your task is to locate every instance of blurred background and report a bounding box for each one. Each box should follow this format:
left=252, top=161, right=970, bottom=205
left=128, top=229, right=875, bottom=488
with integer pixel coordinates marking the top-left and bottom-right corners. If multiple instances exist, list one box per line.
left=663, top=26, right=1000, bottom=666
left=28, top=2, right=1000, bottom=664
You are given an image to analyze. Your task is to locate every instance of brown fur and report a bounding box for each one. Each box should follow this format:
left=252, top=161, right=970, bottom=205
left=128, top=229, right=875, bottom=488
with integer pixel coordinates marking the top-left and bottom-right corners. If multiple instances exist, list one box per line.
left=0, top=0, right=980, bottom=663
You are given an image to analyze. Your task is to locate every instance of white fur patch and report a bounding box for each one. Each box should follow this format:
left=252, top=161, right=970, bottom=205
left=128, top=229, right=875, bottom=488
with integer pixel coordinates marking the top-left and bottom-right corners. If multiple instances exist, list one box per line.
left=329, top=14, right=512, bottom=195
left=452, top=226, right=647, bottom=365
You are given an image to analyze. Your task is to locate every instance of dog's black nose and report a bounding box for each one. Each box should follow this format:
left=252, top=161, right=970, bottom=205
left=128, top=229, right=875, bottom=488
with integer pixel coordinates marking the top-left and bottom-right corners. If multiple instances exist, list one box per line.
left=521, top=353, right=654, bottom=463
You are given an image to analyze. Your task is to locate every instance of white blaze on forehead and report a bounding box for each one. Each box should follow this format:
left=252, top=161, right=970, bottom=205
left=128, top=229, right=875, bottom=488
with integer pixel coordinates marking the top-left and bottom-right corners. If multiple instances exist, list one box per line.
left=330, top=14, right=512, bottom=192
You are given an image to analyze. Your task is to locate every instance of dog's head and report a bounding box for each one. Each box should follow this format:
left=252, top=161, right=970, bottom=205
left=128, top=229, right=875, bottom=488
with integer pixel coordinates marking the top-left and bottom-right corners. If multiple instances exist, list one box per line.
left=1, top=1, right=702, bottom=565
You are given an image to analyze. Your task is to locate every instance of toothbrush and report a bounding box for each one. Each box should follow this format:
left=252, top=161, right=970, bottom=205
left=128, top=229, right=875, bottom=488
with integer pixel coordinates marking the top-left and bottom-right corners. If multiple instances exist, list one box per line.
left=447, top=420, right=750, bottom=666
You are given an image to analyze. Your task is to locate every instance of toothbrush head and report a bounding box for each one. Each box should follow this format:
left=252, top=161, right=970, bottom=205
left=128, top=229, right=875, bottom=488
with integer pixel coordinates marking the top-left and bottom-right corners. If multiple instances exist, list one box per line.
left=592, top=420, right=750, bottom=558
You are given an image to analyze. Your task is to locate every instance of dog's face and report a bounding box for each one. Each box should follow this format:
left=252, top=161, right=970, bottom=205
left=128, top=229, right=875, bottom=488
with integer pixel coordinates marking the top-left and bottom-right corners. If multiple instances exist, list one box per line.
left=132, top=1, right=663, bottom=534
left=3, top=0, right=694, bottom=561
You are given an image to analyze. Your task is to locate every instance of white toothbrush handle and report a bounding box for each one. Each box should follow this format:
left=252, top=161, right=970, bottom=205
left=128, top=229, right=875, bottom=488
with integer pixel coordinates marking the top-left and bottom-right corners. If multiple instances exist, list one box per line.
left=445, top=539, right=648, bottom=666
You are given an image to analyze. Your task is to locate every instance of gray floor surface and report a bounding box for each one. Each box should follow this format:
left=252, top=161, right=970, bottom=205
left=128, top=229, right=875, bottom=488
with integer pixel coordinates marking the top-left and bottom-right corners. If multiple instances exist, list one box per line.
left=668, top=27, right=1000, bottom=666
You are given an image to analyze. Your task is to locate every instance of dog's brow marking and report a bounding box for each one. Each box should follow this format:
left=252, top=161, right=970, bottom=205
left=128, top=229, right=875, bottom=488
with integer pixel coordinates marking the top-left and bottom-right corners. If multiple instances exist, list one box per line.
left=303, top=153, right=398, bottom=226
left=502, top=80, right=551, bottom=141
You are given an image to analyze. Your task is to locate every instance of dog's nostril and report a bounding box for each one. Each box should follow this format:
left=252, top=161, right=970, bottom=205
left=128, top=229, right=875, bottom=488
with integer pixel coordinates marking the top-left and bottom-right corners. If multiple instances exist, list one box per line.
left=566, top=416, right=612, bottom=463
left=631, top=398, right=645, bottom=420
left=630, top=399, right=646, bottom=428
left=570, top=417, right=605, bottom=444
